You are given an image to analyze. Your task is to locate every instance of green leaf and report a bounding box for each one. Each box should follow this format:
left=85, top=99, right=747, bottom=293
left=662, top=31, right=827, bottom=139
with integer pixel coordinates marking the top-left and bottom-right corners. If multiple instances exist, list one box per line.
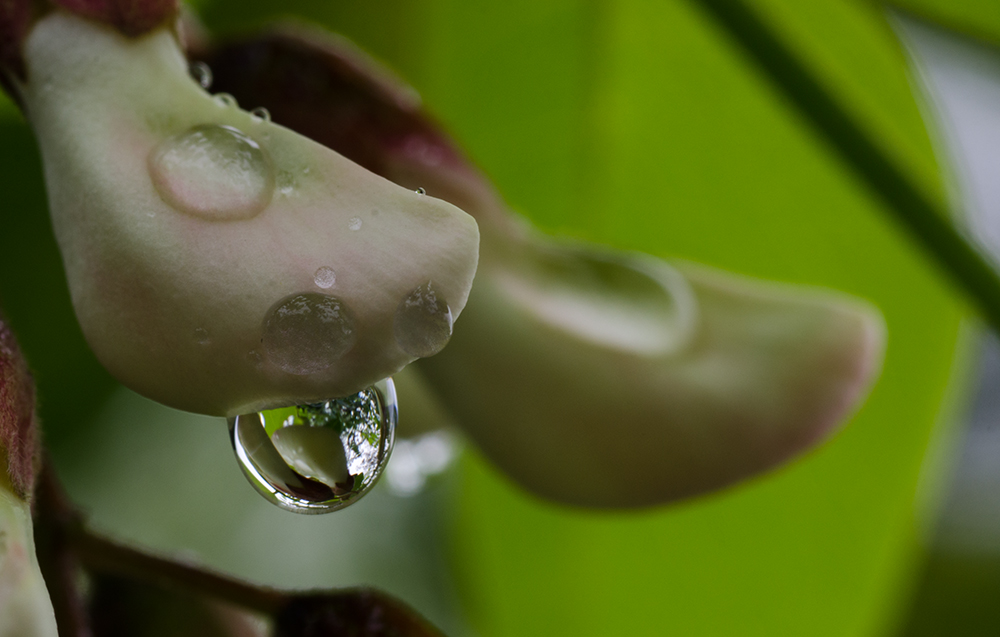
left=334, top=1, right=961, bottom=636
left=887, top=0, right=1000, bottom=46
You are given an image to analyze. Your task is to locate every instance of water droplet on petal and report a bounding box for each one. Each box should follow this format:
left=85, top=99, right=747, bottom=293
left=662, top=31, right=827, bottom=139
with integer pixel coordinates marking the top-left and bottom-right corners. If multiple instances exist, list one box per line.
left=194, top=327, right=211, bottom=345
left=213, top=92, right=238, bottom=108
left=348, top=217, right=363, bottom=231
left=394, top=281, right=453, bottom=357
left=189, top=61, right=213, bottom=89
left=313, top=266, right=336, bottom=289
left=249, top=106, right=271, bottom=124
left=262, top=293, right=356, bottom=375
left=149, top=124, right=274, bottom=221
left=415, top=187, right=426, bottom=195
left=229, top=379, right=397, bottom=513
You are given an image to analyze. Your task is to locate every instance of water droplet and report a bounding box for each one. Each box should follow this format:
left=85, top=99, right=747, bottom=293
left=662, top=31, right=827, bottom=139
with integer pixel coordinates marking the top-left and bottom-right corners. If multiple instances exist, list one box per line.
left=276, top=170, right=297, bottom=197
left=214, top=93, right=238, bottom=108
left=229, top=379, right=397, bottom=514
left=348, top=217, right=363, bottom=231
left=249, top=106, right=271, bottom=124
left=314, top=266, right=336, bottom=289
left=394, top=282, right=453, bottom=357
left=415, top=187, right=426, bottom=195
left=262, top=293, right=356, bottom=375
left=189, top=61, right=213, bottom=89
left=302, top=167, right=311, bottom=175
left=194, top=327, right=211, bottom=345
left=149, top=124, right=274, bottom=221
left=247, top=349, right=263, bottom=366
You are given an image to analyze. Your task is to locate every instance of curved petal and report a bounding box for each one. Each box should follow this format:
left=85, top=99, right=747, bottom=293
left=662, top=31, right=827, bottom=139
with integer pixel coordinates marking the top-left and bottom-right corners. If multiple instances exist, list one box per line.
left=15, top=14, right=479, bottom=416
left=206, top=26, right=885, bottom=506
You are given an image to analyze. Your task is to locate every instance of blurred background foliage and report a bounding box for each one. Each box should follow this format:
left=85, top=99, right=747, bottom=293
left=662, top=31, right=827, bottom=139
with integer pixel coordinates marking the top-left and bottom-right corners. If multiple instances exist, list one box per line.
left=2, top=0, right=999, bottom=635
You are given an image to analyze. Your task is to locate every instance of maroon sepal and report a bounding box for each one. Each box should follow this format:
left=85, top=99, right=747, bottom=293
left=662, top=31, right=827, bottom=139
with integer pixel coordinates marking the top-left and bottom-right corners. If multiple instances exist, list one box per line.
left=0, top=316, right=39, bottom=500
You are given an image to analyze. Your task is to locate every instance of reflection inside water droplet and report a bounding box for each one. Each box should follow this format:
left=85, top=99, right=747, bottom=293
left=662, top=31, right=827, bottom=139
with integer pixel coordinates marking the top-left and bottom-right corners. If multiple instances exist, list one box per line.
left=149, top=124, right=274, bottom=221
left=415, top=187, right=426, bottom=195
left=262, top=292, right=356, bottom=375
left=229, top=379, right=397, bottom=514
left=314, top=266, right=336, bottom=289
left=189, top=61, right=213, bottom=89
left=394, top=282, right=453, bottom=358
left=249, top=106, right=271, bottom=123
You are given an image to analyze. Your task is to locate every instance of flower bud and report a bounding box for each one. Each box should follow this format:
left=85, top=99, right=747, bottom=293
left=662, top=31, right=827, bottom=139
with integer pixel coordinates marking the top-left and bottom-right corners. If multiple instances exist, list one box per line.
left=13, top=13, right=479, bottom=416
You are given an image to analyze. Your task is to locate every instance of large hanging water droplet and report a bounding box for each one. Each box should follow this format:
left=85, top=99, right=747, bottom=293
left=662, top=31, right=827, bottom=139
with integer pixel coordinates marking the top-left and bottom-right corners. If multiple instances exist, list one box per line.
left=229, top=379, right=397, bottom=514
left=262, top=292, right=356, bottom=375
left=394, top=282, right=453, bottom=357
left=149, top=124, right=274, bottom=221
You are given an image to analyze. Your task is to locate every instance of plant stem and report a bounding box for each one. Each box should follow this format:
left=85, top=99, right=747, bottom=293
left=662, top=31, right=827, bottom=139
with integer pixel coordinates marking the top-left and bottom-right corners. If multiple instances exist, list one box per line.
left=70, top=530, right=289, bottom=615
left=689, top=0, right=1000, bottom=330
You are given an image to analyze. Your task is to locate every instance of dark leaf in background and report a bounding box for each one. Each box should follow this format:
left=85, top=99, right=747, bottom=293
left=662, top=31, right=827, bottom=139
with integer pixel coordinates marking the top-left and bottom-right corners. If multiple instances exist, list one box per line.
left=274, top=590, right=445, bottom=637
left=89, top=573, right=262, bottom=637
left=0, top=121, right=117, bottom=455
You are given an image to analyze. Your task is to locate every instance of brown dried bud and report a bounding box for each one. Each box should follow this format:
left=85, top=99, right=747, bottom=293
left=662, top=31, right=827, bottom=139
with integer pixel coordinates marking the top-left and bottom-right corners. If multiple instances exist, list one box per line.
left=0, top=316, right=39, bottom=501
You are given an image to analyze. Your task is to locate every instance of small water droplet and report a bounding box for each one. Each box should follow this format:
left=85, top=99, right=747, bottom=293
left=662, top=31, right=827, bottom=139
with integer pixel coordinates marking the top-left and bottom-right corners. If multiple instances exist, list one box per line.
left=348, top=217, right=363, bottom=231
left=394, top=281, right=453, bottom=357
left=189, top=61, right=213, bottom=89
left=314, top=266, right=336, bottom=289
left=276, top=170, right=297, bottom=197
left=247, top=349, right=263, bottom=366
left=262, top=293, right=356, bottom=375
left=194, top=327, right=211, bottom=345
left=302, top=167, right=311, bottom=175
left=229, top=379, right=397, bottom=514
left=149, top=124, right=274, bottom=221
left=213, top=93, right=238, bottom=108
left=415, top=187, right=426, bottom=195
left=249, top=106, right=271, bottom=124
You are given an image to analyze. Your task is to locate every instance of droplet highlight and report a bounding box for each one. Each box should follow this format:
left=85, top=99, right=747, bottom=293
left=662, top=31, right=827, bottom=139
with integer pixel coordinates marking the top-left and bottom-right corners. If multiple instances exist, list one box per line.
left=229, top=379, right=397, bottom=514
left=394, top=282, right=453, bottom=358
left=249, top=106, right=271, bottom=124
left=262, top=292, right=356, bottom=375
left=213, top=93, right=238, bottom=108
left=149, top=124, right=274, bottom=221
left=314, top=266, right=336, bottom=289
left=348, top=217, right=363, bottom=231
left=415, top=187, right=426, bottom=195
left=189, top=61, right=213, bottom=89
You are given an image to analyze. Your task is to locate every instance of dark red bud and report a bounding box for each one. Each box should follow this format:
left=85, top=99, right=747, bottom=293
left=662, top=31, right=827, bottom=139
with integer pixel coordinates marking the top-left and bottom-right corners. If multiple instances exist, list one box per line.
left=201, top=29, right=464, bottom=181
left=0, top=0, right=32, bottom=79
left=0, top=316, right=39, bottom=500
left=53, top=0, right=177, bottom=37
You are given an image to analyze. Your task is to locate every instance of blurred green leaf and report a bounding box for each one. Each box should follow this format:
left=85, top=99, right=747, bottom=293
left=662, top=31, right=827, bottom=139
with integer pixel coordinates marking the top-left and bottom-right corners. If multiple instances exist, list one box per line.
left=0, top=1, right=973, bottom=636
left=887, top=0, right=1000, bottom=46
left=230, top=2, right=960, bottom=636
